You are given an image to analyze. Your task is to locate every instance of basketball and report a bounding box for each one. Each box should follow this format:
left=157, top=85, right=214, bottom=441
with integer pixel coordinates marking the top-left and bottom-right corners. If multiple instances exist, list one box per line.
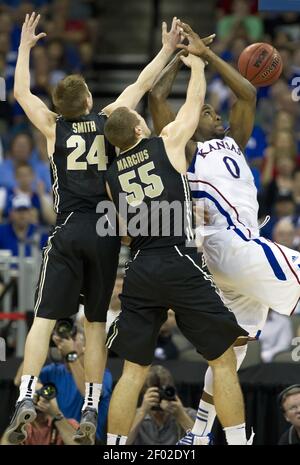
left=238, top=43, right=283, bottom=87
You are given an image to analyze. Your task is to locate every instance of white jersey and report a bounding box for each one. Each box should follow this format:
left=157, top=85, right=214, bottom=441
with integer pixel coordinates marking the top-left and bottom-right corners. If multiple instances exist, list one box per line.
left=187, top=135, right=300, bottom=338
left=188, top=136, right=260, bottom=239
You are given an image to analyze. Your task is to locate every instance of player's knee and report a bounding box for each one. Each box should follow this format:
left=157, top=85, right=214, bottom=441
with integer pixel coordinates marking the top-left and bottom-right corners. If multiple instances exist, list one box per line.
left=122, top=361, right=150, bottom=387
left=84, top=319, right=106, bottom=334
left=208, top=345, right=237, bottom=371
left=32, top=317, right=57, bottom=332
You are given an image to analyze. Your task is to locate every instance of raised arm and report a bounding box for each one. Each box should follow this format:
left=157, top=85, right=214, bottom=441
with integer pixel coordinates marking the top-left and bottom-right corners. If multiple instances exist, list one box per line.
left=161, top=54, right=206, bottom=173
left=102, top=17, right=181, bottom=116
left=148, top=51, right=183, bottom=135
left=14, top=12, right=56, bottom=140
left=177, top=21, right=256, bottom=149
left=149, top=35, right=215, bottom=136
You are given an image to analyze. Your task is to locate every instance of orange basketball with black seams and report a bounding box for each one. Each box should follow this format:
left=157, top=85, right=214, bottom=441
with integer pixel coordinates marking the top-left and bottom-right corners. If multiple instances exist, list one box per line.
left=238, top=43, right=283, bottom=87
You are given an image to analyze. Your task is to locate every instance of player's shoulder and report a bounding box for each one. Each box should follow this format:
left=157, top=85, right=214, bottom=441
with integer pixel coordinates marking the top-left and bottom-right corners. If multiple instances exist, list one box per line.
left=98, top=110, right=109, bottom=120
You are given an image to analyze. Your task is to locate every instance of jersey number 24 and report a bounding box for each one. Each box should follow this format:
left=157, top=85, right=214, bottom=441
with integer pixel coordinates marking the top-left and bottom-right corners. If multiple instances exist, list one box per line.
left=66, top=135, right=108, bottom=171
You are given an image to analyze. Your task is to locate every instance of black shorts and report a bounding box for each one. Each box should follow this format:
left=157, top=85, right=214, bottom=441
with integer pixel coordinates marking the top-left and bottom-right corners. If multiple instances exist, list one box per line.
left=106, top=245, right=248, bottom=365
left=34, top=212, right=120, bottom=322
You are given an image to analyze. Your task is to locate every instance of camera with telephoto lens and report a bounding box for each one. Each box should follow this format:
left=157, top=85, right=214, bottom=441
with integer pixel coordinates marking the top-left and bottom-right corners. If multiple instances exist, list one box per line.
left=35, top=383, right=57, bottom=401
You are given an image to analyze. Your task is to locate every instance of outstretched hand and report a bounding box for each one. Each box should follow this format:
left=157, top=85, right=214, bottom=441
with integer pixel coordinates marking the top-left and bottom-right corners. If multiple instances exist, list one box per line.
left=180, top=53, right=205, bottom=69
left=177, top=21, right=215, bottom=58
left=20, top=12, right=46, bottom=49
left=162, top=16, right=182, bottom=52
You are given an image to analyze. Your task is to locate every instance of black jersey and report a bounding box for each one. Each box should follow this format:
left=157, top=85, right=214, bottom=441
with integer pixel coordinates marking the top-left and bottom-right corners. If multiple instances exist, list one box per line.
left=106, top=137, right=195, bottom=252
left=50, top=112, right=116, bottom=214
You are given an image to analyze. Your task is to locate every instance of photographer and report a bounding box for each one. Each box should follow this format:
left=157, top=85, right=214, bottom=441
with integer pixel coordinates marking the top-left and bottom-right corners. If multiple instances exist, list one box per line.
left=1, top=383, right=78, bottom=445
left=127, top=365, right=196, bottom=445
left=14, top=319, right=113, bottom=444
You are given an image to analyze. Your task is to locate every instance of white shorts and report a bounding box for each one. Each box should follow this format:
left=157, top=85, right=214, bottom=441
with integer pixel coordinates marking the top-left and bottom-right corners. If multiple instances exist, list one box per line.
left=203, top=229, right=300, bottom=338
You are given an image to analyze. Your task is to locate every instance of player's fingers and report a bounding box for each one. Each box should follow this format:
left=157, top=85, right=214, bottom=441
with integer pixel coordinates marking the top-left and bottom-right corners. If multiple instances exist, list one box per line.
left=28, top=11, right=36, bottom=28
left=171, top=16, right=177, bottom=31
left=24, top=13, right=29, bottom=27
left=36, top=32, right=47, bottom=41
left=203, top=33, right=216, bottom=45
left=162, top=21, right=167, bottom=36
left=178, top=21, right=193, bottom=34
left=180, top=55, right=188, bottom=65
left=147, top=387, right=159, bottom=393
left=52, top=334, right=61, bottom=345
left=176, top=44, right=188, bottom=51
left=32, top=13, right=41, bottom=30
left=179, top=30, right=190, bottom=40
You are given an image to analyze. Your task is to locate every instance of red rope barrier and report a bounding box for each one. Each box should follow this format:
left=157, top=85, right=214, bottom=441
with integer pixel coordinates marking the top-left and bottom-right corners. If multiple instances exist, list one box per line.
left=0, top=313, right=26, bottom=320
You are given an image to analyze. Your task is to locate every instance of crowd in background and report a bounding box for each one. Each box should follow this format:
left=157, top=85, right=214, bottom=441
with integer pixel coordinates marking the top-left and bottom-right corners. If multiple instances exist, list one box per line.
left=0, top=0, right=300, bottom=363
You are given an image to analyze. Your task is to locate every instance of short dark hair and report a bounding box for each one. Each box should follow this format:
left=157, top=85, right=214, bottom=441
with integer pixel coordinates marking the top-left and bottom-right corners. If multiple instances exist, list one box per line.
left=143, top=365, right=175, bottom=393
left=278, top=385, right=300, bottom=408
left=52, top=75, right=89, bottom=119
left=104, top=107, right=139, bottom=150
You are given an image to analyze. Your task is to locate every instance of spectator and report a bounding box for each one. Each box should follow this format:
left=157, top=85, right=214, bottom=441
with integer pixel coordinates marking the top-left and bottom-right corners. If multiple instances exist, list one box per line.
left=0, top=164, right=54, bottom=225
left=127, top=365, right=196, bottom=445
left=260, top=146, right=296, bottom=217
left=260, top=219, right=294, bottom=362
left=278, top=385, right=300, bottom=445
left=0, top=194, right=48, bottom=257
left=39, top=322, right=113, bottom=444
left=260, top=193, right=296, bottom=240
left=292, top=168, right=300, bottom=215
left=216, top=0, right=257, bottom=17
left=273, top=218, right=297, bottom=249
left=265, top=12, right=300, bottom=43
left=258, top=79, right=300, bottom=135
left=1, top=382, right=78, bottom=445
left=0, top=132, right=51, bottom=192
left=217, top=0, right=263, bottom=42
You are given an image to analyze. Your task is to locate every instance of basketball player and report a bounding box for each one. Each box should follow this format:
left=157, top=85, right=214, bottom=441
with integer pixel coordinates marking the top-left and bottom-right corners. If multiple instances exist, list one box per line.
left=149, top=21, right=300, bottom=444
left=102, top=52, right=251, bottom=446
left=7, top=12, right=182, bottom=445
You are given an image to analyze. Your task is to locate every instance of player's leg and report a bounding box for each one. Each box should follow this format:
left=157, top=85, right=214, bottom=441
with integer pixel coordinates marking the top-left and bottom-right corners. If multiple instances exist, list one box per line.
left=188, top=260, right=266, bottom=440
left=192, top=289, right=264, bottom=438
left=74, top=229, right=120, bottom=444
left=170, top=248, right=248, bottom=444
left=73, top=320, right=108, bottom=445
left=104, top=252, right=168, bottom=444
left=195, top=339, right=248, bottom=438
left=107, top=361, right=150, bottom=445
left=21, top=317, right=57, bottom=397
left=5, top=316, right=57, bottom=445
left=206, top=232, right=300, bottom=317
left=7, top=218, right=83, bottom=444
left=207, top=344, right=247, bottom=445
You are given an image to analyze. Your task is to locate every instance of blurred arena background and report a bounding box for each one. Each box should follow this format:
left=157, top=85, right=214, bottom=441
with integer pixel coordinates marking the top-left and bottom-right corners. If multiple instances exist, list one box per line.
left=0, top=0, right=300, bottom=445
